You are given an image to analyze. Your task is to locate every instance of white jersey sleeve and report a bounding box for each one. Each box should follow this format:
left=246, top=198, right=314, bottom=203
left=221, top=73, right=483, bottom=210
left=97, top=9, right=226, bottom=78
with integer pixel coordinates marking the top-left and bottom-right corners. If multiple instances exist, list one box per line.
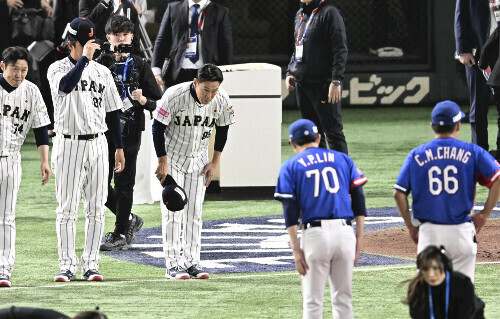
left=47, top=61, right=68, bottom=97
left=30, top=85, right=51, bottom=129
left=214, top=87, right=235, bottom=126
left=153, top=85, right=185, bottom=126
left=102, top=67, right=123, bottom=113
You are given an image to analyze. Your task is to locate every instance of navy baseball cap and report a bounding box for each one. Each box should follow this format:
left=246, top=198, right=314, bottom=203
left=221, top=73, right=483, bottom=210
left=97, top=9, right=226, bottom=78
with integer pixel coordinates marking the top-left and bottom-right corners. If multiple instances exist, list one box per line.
left=289, top=119, right=319, bottom=140
left=161, top=175, right=188, bottom=212
left=68, top=17, right=98, bottom=46
left=431, top=100, right=466, bottom=126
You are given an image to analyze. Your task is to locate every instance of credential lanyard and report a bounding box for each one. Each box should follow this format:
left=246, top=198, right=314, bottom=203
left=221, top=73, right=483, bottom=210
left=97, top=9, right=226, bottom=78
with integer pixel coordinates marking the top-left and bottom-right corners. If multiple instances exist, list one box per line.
left=191, top=8, right=207, bottom=35
left=296, top=0, right=325, bottom=41
left=120, top=55, right=132, bottom=102
left=198, top=9, right=206, bottom=32
left=428, top=271, right=450, bottom=319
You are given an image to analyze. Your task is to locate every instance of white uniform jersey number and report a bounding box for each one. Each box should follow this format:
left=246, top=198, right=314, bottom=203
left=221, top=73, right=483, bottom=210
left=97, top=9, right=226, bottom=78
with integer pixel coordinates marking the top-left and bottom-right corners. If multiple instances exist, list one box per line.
left=428, top=165, right=459, bottom=195
left=306, top=167, right=340, bottom=197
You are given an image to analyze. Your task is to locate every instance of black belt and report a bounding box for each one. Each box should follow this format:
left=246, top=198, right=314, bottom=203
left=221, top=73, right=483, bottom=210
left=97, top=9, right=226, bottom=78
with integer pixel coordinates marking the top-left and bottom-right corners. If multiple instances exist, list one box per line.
left=303, top=219, right=352, bottom=229
left=63, top=133, right=101, bottom=140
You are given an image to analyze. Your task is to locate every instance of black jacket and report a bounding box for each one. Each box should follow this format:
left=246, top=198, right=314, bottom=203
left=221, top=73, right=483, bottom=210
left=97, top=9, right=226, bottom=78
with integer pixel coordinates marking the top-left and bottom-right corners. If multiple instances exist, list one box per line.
left=0, top=0, right=12, bottom=54
left=151, top=0, right=233, bottom=86
left=479, top=26, right=500, bottom=87
left=126, top=54, right=162, bottom=131
left=409, top=272, right=484, bottom=319
left=79, top=0, right=141, bottom=53
left=287, top=0, right=348, bottom=85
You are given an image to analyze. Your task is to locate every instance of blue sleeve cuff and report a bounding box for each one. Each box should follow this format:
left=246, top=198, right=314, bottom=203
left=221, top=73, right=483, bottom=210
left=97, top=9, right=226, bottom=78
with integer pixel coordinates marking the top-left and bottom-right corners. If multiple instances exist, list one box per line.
left=214, top=125, right=229, bottom=152
left=152, top=119, right=167, bottom=157
left=33, top=126, right=49, bottom=147
left=59, top=56, right=89, bottom=93
left=107, top=110, right=123, bottom=148
left=351, top=186, right=367, bottom=217
left=282, top=198, right=301, bottom=228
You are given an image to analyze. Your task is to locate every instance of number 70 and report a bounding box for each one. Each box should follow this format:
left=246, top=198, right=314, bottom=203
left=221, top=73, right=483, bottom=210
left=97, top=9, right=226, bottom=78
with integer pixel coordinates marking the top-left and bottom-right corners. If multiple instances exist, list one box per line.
left=306, top=167, right=340, bottom=197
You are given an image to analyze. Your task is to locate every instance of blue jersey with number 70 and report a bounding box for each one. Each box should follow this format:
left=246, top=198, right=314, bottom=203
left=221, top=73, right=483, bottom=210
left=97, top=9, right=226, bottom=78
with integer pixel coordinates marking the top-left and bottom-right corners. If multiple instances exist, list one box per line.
left=274, top=147, right=367, bottom=224
left=394, top=138, right=500, bottom=225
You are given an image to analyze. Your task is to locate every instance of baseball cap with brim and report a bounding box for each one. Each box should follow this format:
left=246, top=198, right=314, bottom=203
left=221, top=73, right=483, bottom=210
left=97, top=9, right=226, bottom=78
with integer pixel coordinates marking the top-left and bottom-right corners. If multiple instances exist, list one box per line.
left=68, top=17, right=98, bottom=46
left=289, top=119, right=319, bottom=141
left=431, top=100, right=466, bottom=126
left=162, top=175, right=188, bottom=212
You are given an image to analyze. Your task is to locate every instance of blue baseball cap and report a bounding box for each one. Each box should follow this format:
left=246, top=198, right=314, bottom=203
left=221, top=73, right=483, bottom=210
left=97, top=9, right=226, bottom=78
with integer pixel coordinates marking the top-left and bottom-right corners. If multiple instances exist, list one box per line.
left=289, top=119, right=319, bottom=141
left=431, top=100, right=465, bottom=126
left=69, top=17, right=97, bottom=46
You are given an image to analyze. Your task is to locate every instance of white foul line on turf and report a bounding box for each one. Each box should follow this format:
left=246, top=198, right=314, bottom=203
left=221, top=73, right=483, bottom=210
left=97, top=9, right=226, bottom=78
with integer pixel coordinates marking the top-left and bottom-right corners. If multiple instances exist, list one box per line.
left=5, top=261, right=499, bottom=290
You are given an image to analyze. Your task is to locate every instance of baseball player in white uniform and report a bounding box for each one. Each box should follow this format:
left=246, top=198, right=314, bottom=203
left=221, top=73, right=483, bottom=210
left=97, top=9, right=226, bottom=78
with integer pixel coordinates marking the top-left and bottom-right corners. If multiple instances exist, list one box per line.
left=0, top=47, right=51, bottom=288
left=152, top=64, right=235, bottom=279
left=47, top=17, right=125, bottom=282
left=275, top=119, right=367, bottom=318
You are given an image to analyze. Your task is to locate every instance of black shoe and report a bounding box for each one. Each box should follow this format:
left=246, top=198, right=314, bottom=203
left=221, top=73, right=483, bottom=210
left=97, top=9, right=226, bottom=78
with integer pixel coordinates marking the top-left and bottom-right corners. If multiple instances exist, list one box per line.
left=100, top=232, right=128, bottom=251
left=54, top=270, right=76, bottom=282
left=126, top=213, right=144, bottom=245
left=186, top=264, right=210, bottom=279
left=0, top=274, right=12, bottom=287
left=82, top=269, right=103, bottom=281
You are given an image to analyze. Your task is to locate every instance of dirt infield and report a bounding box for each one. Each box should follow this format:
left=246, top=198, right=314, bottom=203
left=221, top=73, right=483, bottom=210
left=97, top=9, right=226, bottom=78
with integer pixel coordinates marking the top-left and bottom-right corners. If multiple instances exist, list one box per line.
left=362, top=219, right=500, bottom=262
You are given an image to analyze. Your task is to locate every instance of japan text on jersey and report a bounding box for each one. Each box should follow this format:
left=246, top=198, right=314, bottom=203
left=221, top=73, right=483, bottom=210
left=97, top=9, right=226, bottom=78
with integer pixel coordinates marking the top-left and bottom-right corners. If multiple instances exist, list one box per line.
left=154, top=82, right=235, bottom=164
left=47, top=58, right=123, bottom=135
left=0, top=80, right=50, bottom=156
left=394, top=138, right=500, bottom=225
left=275, top=147, right=367, bottom=223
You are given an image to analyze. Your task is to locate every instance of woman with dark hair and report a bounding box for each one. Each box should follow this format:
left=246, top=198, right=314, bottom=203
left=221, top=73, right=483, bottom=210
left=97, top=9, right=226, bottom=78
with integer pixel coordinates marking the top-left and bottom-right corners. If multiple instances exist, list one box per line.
left=404, top=245, right=485, bottom=319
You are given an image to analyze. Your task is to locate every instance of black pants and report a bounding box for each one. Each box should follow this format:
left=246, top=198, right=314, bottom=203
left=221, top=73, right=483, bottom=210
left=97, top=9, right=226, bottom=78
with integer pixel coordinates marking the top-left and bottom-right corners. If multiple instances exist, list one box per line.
left=465, top=64, right=491, bottom=150
left=491, top=86, right=500, bottom=150
left=295, top=82, right=348, bottom=153
left=105, top=124, right=142, bottom=235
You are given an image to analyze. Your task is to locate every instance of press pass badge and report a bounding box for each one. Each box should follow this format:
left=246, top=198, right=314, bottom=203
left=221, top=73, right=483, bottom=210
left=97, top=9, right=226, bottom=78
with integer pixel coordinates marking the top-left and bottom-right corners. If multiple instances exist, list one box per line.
left=185, top=36, right=198, bottom=57
left=295, top=41, right=303, bottom=63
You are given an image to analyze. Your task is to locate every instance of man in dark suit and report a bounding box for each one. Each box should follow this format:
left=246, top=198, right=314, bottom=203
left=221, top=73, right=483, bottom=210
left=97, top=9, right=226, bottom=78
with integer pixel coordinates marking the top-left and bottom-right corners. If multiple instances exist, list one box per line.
left=151, top=0, right=233, bottom=87
left=79, top=0, right=142, bottom=52
left=455, top=0, right=498, bottom=152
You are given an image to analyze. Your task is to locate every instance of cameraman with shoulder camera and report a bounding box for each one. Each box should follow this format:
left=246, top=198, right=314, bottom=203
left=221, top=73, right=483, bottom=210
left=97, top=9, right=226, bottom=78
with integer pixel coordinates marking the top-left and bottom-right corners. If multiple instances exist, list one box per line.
left=99, top=15, right=161, bottom=251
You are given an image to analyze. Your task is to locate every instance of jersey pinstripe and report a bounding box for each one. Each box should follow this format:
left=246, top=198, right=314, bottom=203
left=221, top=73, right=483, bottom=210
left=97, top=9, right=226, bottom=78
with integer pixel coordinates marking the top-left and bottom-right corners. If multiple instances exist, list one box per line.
left=154, top=82, right=235, bottom=173
left=47, top=57, right=123, bottom=135
left=0, top=80, right=51, bottom=156
left=154, top=80, right=235, bottom=273
left=1, top=80, right=50, bottom=278
left=47, top=55, right=122, bottom=277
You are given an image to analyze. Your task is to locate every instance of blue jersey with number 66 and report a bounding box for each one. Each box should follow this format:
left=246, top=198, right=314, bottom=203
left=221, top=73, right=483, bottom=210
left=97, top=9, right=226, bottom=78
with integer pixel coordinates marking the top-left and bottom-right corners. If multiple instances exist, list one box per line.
left=394, top=138, right=500, bottom=225
left=274, top=147, right=367, bottom=224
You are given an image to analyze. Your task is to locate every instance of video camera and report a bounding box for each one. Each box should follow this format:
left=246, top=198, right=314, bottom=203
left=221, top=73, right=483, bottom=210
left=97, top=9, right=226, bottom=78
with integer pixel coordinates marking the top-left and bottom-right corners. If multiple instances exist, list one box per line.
left=96, top=42, right=139, bottom=100
left=96, top=42, right=134, bottom=69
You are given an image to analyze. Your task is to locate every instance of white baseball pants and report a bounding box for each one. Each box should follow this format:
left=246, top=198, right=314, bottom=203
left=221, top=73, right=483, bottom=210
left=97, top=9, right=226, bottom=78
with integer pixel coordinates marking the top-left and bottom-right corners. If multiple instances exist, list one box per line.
left=300, top=219, right=356, bottom=319
left=301, top=219, right=356, bottom=319
left=0, top=153, right=22, bottom=277
left=161, top=161, right=206, bottom=269
left=418, top=222, right=477, bottom=283
left=51, top=135, right=108, bottom=274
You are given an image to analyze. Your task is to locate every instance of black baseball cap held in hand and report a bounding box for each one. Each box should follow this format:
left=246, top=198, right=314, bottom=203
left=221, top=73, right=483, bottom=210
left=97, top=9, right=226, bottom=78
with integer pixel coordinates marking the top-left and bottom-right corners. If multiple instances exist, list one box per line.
left=162, top=175, right=188, bottom=211
left=68, top=17, right=99, bottom=46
